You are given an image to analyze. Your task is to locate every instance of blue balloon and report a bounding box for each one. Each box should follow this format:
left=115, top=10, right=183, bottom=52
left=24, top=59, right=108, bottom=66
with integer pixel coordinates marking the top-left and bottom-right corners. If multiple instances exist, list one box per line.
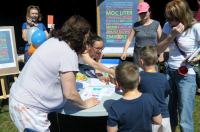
left=31, top=30, right=47, bottom=46
left=27, top=27, right=39, bottom=44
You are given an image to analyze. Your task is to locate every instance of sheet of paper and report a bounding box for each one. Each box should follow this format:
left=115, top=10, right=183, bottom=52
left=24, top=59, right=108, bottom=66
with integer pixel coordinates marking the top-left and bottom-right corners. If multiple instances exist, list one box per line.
left=81, top=85, right=115, bottom=100
left=89, top=78, right=105, bottom=86
left=76, top=80, right=90, bottom=91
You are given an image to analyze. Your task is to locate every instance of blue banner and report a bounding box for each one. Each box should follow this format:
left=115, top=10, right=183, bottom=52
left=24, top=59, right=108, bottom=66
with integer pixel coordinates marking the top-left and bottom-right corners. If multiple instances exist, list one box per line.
left=98, top=0, right=139, bottom=47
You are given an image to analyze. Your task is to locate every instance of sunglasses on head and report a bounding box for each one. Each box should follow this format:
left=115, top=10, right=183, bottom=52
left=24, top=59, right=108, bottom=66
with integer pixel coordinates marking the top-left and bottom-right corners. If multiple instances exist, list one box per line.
left=29, top=5, right=40, bottom=10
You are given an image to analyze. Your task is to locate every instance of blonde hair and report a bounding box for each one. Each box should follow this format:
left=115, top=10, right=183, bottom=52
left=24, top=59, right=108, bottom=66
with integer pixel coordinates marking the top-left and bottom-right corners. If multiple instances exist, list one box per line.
left=26, top=5, right=42, bottom=21
left=115, top=62, right=139, bottom=91
left=139, top=45, right=158, bottom=66
left=165, top=0, right=195, bottom=29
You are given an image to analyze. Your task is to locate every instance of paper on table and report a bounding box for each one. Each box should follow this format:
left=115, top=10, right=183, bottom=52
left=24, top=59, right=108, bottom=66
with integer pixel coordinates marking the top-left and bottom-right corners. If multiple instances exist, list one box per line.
left=81, top=86, right=103, bottom=100
left=81, top=85, right=115, bottom=100
left=76, top=80, right=90, bottom=91
left=89, top=78, right=107, bottom=86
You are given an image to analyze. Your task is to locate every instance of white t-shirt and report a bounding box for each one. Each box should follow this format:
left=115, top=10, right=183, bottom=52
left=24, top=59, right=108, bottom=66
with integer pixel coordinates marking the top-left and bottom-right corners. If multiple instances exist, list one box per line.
left=78, top=55, right=85, bottom=64
left=163, top=22, right=200, bottom=74
left=10, top=38, right=79, bottom=112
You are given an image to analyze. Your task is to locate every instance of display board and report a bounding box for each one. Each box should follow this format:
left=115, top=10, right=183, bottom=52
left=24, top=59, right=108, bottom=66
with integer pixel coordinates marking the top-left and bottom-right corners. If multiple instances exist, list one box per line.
left=97, top=0, right=142, bottom=56
left=0, top=26, right=19, bottom=76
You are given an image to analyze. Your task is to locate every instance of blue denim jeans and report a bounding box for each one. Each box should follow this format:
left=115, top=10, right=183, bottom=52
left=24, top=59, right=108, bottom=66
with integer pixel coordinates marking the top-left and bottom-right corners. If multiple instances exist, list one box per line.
left=167, top=68, right=196, bottom=132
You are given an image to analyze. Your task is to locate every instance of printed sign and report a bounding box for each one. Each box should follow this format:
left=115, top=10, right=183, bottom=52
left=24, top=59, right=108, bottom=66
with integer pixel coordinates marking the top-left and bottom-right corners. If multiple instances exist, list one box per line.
left=0, top=26, right=19, bottom=76
left=97, top=0, right=142, bottom=55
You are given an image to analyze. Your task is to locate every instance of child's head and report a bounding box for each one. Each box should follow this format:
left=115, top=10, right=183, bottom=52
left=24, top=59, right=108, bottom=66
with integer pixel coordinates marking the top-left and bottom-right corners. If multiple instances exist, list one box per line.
left=115, top=61, right=140, bottom=91
left=26, top=5, right=42, bottom=22
left=139, top=45, right=158, bottom=67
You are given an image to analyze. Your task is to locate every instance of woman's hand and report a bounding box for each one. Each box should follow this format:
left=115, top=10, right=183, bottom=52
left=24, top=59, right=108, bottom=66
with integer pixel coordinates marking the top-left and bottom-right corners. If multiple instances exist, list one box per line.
left=96, top=73, right=110, bottom=84
left=83, top=98, right=100, bottom=108
left=27, top=17, right=37, bottom=27
left=190, top=55, right=200, bottom=63
left=121, top=53, right=127, bottom=60
left=171, top=23, right=185, bottom=37
left=49, top=24, right=55, bottom=32
left=158, top=53, right=165, bottom=62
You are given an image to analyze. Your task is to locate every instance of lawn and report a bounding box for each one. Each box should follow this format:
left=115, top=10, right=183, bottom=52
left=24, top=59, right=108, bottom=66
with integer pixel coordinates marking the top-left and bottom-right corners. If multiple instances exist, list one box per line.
left=0, top=99, right=17, bottom=132
left=0, top=96, right=200, bottom=132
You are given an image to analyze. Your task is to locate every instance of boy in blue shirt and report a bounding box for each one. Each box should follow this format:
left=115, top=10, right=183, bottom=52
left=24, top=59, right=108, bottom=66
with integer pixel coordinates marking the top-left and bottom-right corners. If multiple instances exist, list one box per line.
left=107, top=61, right=162, bottom=132
left=139, top=45, right=171, bottom=132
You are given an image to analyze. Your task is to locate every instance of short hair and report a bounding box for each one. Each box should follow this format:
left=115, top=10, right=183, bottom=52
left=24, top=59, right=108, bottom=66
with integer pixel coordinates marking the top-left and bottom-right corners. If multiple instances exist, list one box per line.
left=115, top=61, right=139, bottom=90
left=87, top=33, right=103, bottom=47
left=50, top=15, right=91, bottom=54
left=165, top=0, right=194, bottom=29
left=139, top=45, right=158, bottom=66
left=26, top=5, right=42, bottom=21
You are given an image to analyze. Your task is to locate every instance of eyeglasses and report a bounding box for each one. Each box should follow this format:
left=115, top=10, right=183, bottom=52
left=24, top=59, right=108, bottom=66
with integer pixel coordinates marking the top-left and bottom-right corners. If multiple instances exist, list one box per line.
left=93, top=46, right=104, bottom=51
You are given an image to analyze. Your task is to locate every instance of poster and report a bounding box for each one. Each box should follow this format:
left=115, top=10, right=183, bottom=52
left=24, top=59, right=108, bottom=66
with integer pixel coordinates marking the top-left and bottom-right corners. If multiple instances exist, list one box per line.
left=97, top=0, right=141, bottom=55
left=0, top=26, right=19, bottom=76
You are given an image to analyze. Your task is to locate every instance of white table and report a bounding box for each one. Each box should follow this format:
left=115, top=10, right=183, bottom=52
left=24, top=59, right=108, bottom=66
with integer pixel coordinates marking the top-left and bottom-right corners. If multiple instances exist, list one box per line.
left=61, top=79, right=122, bottom=117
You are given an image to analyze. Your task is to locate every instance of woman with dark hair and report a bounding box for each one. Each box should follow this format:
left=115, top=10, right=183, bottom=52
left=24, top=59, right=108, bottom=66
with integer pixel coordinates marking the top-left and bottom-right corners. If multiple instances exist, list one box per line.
left=79, top=33, right=115, bottom=77
left=9, top=15, right=100, bottom=132
left=78, top=33, right=115, bottom=83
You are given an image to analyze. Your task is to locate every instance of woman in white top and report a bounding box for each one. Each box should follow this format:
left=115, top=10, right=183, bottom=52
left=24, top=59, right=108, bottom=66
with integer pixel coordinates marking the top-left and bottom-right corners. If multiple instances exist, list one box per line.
left=9, top=15, right=100, bottom=132
left=157, top=0, right=200, bottom=131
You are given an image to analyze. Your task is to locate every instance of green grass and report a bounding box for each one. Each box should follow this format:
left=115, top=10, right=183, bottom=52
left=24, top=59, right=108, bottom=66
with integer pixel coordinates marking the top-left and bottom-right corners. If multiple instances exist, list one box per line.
left=0, top=100, right=17, bottom=132
left=0, top=96, right=200, bottom=132
left=194, top=95, right=200, bottom=132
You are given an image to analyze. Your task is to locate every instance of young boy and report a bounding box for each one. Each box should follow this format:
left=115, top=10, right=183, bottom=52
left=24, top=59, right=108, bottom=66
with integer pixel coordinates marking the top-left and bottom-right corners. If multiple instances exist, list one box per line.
left=107, top=61, right=162, bottom=132
left=139, top=45, right=171, bottom=132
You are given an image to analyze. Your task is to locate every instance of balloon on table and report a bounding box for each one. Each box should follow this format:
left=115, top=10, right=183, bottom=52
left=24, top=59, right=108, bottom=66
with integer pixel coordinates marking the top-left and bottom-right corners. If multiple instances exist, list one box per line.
left=27, top=27, right=39, bottom=44
left=31, top=30, right=47, bottom=46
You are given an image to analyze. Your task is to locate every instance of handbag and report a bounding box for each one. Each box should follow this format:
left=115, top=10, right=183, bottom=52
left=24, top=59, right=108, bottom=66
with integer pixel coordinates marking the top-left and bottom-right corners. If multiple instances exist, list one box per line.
left=174, top=38, right=189, bottom=75
left=174, top=38, right=200, bottom=77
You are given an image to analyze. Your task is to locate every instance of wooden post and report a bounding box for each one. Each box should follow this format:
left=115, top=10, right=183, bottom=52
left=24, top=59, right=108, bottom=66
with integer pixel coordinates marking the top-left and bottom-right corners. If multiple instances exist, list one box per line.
left=0, top=74, right=18, bottom=99
left=0, top=76, right=9, bottom=99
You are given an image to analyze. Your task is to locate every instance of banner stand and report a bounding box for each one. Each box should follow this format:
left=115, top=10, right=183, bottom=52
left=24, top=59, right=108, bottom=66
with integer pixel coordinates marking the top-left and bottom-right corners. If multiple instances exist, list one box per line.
left=0, top=74, right=17, bottom=99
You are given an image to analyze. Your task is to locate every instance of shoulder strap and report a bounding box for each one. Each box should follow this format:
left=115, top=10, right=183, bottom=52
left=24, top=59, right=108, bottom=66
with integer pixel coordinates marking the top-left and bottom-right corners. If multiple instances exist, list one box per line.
left=174, top=38, right=187, bottom=57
